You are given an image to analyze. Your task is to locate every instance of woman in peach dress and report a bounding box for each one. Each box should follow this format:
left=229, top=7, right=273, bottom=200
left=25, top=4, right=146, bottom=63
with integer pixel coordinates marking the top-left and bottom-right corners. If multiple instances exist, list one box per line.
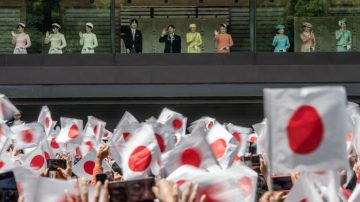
left=11, top=23, right=31, bottom=54
left=214, top=23, right=234, bottom=53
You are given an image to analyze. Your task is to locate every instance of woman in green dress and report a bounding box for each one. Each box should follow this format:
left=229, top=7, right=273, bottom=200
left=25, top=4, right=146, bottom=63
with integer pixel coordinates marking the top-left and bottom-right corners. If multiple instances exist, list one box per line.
left=44, top=23, right=67, bottom=54
left=335, top=19, right=352, bottom=52
left=79, top=22, right=98, bottom=54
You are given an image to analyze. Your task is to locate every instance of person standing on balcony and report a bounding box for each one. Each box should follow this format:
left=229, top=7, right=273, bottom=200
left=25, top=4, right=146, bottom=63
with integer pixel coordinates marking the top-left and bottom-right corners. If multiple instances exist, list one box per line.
left=272, top=24, right=290, bottom=53
left=11, top=23, right=31, bottom=54
left=336, top=18, right=352, bottom=52
left=44, top=23, right=67, bottom=54
left=122, top=19, right=143, bottom=53
left=159, top=25, right=181, bottom=53
left=79, top=22, right=98, bottom=54
left=186, top=24, right=203, bottom=53
left=214, top=23, right=233, bottom=53
left=300, top=22, right=316, bottom=52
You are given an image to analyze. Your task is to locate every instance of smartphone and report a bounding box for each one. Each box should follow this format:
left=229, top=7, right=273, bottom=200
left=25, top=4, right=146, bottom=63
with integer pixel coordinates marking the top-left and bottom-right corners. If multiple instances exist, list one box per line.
left=96, top=174, right=108, bottom=185
left=109, top=177, right=155, bottom=202
left=0, top=171, right=19, bottom=202
left=272, top=176, right=293, bottom=191
left=47, top=159, right=66, bottom=171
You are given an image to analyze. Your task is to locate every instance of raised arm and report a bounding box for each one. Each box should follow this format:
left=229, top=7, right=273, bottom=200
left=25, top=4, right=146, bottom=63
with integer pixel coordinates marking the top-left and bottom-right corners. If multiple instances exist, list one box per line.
left=44, top=32, right=50, bottom=44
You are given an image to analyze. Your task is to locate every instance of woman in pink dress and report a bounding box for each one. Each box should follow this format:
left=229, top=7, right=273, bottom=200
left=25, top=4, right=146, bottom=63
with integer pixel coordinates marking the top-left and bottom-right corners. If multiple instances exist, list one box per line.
left=214, top=23, right=234, bottom=53
left=11, top=23, right=31, bottom=54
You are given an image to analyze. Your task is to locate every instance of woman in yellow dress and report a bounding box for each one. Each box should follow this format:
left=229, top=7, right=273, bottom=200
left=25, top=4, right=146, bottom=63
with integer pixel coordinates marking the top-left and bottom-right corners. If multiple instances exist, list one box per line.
left=186, top=24, right=202, bottom=53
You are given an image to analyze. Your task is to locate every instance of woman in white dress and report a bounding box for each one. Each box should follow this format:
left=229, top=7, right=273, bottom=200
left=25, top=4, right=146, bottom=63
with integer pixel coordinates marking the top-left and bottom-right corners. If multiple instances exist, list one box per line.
left=44, top=23, right=67, bottom=54
left=79, top=22, right=98, bottom=54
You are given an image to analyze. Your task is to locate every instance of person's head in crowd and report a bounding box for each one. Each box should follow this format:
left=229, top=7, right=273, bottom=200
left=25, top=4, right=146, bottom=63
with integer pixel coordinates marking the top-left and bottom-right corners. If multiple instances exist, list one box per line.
left=167, top=25, right=176, bottom=34
left=189, top=23, right=197, bottom=33
left=338, top=18, right=347, bottom=30
left=219, top=23, right=228, bottom=34
left=52, top=23, right=61, bottom=33
left=130, top=19, right=138, bottom=30
left=14, top=110, right=22, bottom=121
left=85, top=22, right=93, bottom=33
left=303, top=22, right=312, bottom=32
left=17, top=23, right=25, bottom=33
left=276, top=24, right=285, bottom=35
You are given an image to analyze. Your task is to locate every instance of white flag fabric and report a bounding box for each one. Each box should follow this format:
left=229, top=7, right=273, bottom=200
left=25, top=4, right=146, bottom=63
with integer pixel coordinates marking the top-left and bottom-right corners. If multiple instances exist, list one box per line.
left=0, top=94, right=19, bottom=121
left=72, top=150, right=97, bottom=180
left=0, top=123, right=11, bottom=152
left=188, top=116, right=216, bottom=134
left=120, top=124, right=161, bottom=180
left=146, top=117, right=175, bottom=154
left=11, top=122, right=45, bottom=150
left=162, top=130, right=219, bottom=176
left=285, top=175, right=323, bottom=202
left=349, top=183, right=360, bottom=202
left=253, top=119, right=269, bottom=155
left=84, top=116, right=106, bottom=145
left=22, top=145, right=47, bottom=175
left=0, top=148, right=15, bottom=172
left=227, top=123, right=252, bottom=161
left=264, top=86, right=348, bottom=173
left=166, top=165, right=208, bottom=187
left=111, top=111, right=140, bottom=143
left=158, top=108, right=187, bottom=138
left=37, top=105, right=56, bottom=136
left=207, top=123, right=239, bottom=169
left=56, top=117, right=83, bottom=144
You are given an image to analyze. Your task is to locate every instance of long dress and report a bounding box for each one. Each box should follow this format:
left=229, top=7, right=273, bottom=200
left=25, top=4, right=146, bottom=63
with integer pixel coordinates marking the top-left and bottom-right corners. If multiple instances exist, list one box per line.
left=272, top=35, right=290, bottom=52
left=214, top=33, right=234, bottom=53
left=13, top=33, right=31, bottom=54
left=186, top=32, right=203, bottom=53
left=300, top=32, right=316, bottom=52
left=45, top=33, right=67, bottom=54
left=335, top=29, right=352, bottom=52
left=80, top=32, right=98, bottom=54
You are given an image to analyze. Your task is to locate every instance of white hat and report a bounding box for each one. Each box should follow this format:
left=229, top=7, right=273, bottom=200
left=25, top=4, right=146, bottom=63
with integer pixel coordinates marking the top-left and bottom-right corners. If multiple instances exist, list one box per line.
left=52, top=23, right=61, bottom=29
left=18, top=23, right=26, bottom=28
left=86, top=22, right=94, bottom=29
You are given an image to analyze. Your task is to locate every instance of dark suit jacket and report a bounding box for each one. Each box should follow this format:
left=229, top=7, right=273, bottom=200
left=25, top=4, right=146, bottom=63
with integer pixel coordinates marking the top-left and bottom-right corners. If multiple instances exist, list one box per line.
left=159, top=34, right=181, bottom=53
left=122, top=29, right=143, bottom=53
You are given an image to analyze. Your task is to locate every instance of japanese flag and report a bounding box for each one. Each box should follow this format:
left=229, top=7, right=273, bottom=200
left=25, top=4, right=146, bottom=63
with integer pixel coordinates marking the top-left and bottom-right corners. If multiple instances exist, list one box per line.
left=158, top=108, right=187, bottom=137
left=0, top=123, right=12, bottom=152
left=207, top=123, right=239, bottom=169
left=264, top=86, right=348, bottom=173
left=227, top=123, right=252, bottom=161
left=188, top=116, right=216, bottom=134
left=0, top=94, right=18, bottom=121
left=120, top=124, right=161, bottom=180
left=22, top=145, right=47, bottom=175
left=37, top=105, right=56, bottom=136
left=111, top=111, right=139, bottom=143
left=32, top=177, right=75, bottom=202
left=225, top=163, right=258, bottom=202
left=166, top=165, right=208, bottom=187
left=56, top=117, right=83, bottom=144
left=146, top=117, right=175, bottom=154
left=11, top=123, right=45, bottom=150
left=47, top=135, right=64, bottom=157
left=285, top=175, right=323, bottom=202
left=162, top=130, right=219, bottom=176
left=84, top=116, right=106, bottom=145
left=253, top=119, right=269, bottom=155
left=0, top=148, right=15, bottom=172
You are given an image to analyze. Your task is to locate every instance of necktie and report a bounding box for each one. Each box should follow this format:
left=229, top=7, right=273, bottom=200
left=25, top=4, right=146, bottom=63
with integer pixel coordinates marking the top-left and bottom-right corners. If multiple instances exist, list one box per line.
left=132, top=29, right=135, bottom=41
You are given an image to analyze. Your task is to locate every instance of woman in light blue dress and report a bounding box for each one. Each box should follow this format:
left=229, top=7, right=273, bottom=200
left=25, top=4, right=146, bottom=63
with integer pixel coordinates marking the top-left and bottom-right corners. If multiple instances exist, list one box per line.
left=272, top=24, right=290, bottom=52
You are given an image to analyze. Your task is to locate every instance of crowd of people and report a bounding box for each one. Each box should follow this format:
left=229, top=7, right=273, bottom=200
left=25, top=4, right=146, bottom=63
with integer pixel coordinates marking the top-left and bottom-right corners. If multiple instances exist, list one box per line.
left=10, top=17, right=352, bottom=54
left=0, top=86, right=360, bottom=202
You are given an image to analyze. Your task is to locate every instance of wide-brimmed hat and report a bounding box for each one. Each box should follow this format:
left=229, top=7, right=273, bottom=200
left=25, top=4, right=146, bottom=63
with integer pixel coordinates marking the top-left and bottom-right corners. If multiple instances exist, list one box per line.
left=86, top=22, right=94, bottom=29
left=189, top=23, right=196, bottom=28
left=52, top=23, right=61, bottom=29
left=276, top=24, right=285, bottom=30
left=18, top=23, right=26, bottom=28
left=338, top=18, right=347, bottom=26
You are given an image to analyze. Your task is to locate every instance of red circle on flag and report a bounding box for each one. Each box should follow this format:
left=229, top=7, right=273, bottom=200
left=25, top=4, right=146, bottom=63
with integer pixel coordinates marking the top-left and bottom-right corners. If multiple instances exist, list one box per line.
left=93, top=126, right=98, bottom=136
left=197, top=185, right=223, bottom=202
left=300, top=199, right=308, bottom=202
left=155, top=133, right=166, bottom=153
left=237, top=176, right=252, bottom=198
left=176, top=180, right=186, bottom=187
left=44, top=152, right=50, bottom=160
left=207, top=121, right=214, bottom=129
left=123, top=132, right=131, bottom=141
left=287, top=105, right=324, bottom=155
left=16, top=182, right=23, bottom=194
left=210, top=139, right=227, bottom=159
left=128, top=146, right=152, bottom=172
left=68, top=124, right=79, bottom=139
left=180, top=148, right=202, bottom=167
left=249, top=136, right=257, bottom=143
left=233, top=132, right=242, bottom=144
left=234, top=155, right=241, bottom=161
left=30, top=155, right=45, bottom=170
left=0, top=160, right=4, bottom=169
left=21, top=130, right=34, bottom=143
left=172, top=118, right=183, bottom=130
left=84, top=161, right=95, bottom=175
left=85, top=141, right=94, bottom=151
left=45, top=116, right=51, bottom=128
left=50, top=138, right=60, bottom=149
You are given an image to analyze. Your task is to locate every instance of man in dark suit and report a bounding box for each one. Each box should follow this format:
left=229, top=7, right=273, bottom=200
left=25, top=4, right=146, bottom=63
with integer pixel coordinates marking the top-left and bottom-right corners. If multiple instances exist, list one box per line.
left=122, top=19, right=143, bottom=53
left=159, top=25, right=181, bottom=53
